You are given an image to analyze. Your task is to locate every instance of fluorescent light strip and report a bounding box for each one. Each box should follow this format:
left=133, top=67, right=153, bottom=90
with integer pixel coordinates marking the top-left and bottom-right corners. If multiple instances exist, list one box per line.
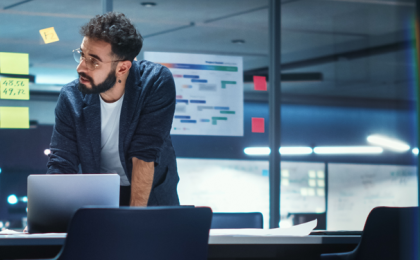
left=244, top=147, right=270, bottom=156
left=245, top=146, right=387, bottom=155
left=280, top=147, right=313, bottom=155
left=313, top=146, right=383, bottom=154
left=243, top=147, right=313, bottom=156
left=367, top=134, right=410, bottom=152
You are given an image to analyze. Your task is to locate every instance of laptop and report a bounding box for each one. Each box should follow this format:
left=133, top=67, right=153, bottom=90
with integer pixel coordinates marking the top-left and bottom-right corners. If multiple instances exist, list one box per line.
left=27, top=174, right=120, bottom=233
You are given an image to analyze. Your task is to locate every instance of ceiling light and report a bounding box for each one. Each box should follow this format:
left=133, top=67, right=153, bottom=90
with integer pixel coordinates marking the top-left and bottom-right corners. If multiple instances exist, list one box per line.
left=314, top=146, right=383, bottom=155
left=232, top=39, right=245, bottom=44
left=244, top=147, right=313, bottom=156
left=279, top=147, right=313, bottom=155
left=244, top=147, right=270, bottom=156
left=141, top=2, right=157, bottom=7
left=413, top=148, right=419, bottom=155
left=367, top=134, right=410, bottom=152
left=7, top=195, right=18, bottom=205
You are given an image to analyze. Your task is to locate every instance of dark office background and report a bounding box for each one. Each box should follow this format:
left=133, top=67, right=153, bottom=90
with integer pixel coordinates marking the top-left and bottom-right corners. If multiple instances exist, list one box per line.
left=0, top=0, right=418, bottom=227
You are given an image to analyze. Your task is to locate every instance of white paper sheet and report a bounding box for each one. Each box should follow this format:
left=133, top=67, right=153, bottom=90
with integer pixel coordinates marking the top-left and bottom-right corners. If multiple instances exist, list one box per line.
left=209, top=219, right=317, bottom=237
left=0, top=229, right=21, bottom=234
left=0, top=229, right=66, bottom=236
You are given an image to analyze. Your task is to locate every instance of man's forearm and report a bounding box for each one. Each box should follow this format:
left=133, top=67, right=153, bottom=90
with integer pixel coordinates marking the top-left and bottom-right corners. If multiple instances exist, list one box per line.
left=130, top=157, right=154, bottom=206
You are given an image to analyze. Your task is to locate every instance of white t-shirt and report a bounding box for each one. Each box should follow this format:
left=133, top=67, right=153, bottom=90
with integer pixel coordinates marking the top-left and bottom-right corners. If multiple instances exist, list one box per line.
left=100, top=94, right=130, bottom=186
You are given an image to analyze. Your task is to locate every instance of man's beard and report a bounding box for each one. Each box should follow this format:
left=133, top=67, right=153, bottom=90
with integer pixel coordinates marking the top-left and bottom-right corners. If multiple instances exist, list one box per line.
left=77, top=69, right=117, bottom=95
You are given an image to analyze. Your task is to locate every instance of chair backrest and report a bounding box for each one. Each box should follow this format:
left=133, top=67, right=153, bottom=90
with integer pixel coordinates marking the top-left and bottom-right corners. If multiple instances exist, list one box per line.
left=355, top=207, right=419, bottom=260
left=211, top=212, right=263, bottom=229
left=56, top=207, right=213, bottom=260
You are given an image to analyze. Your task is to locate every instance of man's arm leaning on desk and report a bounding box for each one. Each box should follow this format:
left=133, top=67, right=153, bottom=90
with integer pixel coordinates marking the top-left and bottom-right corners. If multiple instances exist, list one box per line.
left=130, top=158, right=154, bottom=206
left=127, top=65, right=176, bottom=205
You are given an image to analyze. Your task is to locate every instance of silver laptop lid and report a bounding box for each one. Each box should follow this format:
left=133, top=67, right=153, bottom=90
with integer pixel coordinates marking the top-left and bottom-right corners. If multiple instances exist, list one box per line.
left=27, top=174, right=120, bottom=233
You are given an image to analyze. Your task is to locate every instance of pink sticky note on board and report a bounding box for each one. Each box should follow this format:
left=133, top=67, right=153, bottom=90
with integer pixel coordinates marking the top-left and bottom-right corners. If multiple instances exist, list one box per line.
left=252, top=118, right=265, bottom=133
left=253, top=76, right=267, bottom=91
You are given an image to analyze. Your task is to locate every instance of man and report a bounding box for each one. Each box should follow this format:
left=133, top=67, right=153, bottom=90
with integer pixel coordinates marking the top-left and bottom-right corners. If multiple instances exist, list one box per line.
left=47, top=12, right=179, bottom=206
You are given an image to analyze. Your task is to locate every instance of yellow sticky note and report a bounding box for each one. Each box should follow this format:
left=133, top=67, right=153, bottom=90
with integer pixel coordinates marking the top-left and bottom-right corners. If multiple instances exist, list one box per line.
left=1, top=78, right=30, bottom=100
left=39, top=27, right=59, bottom=44
left=0, top=107, right=29, bottom=128
left=0, top=52, right=29, bottom=75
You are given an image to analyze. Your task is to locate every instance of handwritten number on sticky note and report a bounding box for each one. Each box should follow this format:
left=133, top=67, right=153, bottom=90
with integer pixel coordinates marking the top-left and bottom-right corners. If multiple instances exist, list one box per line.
left=2, top=79, right=25, bottom=87
left=2, top=88, right=25, bottom=96
left=0, top=78, right=29, bottom=100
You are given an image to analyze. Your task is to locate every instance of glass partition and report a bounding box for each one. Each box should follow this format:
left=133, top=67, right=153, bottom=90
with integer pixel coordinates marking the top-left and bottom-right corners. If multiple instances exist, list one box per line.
left=281, top=1, right=418, bottom=229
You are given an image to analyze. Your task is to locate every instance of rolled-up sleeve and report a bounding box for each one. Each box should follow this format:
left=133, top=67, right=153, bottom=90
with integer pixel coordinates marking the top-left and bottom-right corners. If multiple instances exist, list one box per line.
left=46, top=90, right=80, bottom=174
left=128, top=66, right=176, bottom=165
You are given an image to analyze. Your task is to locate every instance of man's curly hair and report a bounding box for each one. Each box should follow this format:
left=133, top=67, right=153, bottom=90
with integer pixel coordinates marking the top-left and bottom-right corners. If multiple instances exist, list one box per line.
left=80, top=12, right=143, bottom=62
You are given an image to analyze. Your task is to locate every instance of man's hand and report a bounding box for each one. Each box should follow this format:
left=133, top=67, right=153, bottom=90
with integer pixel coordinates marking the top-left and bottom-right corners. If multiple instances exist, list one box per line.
left=130, top=157, right=154, bottom=206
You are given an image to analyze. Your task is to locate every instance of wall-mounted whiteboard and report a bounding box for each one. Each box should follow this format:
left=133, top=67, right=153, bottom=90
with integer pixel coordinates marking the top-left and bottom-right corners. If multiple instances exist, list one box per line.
left=176, top=158, right=269, bottom=228
left=327, top=163, right=418, bottom=230
left=176, top=159, right=326, bottom=228
left=280, top=162, right=326, bottom=215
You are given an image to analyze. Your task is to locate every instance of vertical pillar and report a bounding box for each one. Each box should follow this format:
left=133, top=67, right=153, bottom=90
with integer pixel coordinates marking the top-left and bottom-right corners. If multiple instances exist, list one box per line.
left=415, top=0, right=420, bottom=258
left=102, top=0, right=113, bottom=14
left=269, top=0, right=281, bottom=229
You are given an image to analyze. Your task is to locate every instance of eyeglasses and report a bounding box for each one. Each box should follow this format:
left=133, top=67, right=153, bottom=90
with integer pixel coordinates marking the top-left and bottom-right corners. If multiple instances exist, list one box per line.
left=72, top=48, right=125, bottom=71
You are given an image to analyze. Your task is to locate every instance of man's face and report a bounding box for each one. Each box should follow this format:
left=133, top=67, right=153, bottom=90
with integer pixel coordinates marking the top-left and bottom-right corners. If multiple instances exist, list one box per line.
left=76, top=37, right=117, bottom=94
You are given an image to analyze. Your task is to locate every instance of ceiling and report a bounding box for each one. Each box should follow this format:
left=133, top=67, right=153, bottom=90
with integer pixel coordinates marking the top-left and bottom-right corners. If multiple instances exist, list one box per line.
left=0, top=0, right=417, bottom=103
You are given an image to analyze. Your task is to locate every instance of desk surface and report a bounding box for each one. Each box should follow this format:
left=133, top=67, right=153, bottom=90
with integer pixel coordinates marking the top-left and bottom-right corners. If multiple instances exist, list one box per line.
left=0, top=234, right=361, bottom=246
left=0, top=234, right=361, bottom=259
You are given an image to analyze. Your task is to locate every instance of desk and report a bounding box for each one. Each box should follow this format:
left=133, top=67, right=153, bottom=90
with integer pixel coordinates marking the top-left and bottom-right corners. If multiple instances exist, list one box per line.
left=0, top=234, right=360, bottom=259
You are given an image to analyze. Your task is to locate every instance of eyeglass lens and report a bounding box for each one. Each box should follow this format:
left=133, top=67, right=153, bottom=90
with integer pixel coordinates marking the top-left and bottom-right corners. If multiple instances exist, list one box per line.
left=73, top=49, right=96, bottom=70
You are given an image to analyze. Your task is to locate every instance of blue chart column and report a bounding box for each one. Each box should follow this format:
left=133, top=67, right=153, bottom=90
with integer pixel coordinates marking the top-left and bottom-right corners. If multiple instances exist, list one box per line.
left=269, top=0, right=281, bottom=229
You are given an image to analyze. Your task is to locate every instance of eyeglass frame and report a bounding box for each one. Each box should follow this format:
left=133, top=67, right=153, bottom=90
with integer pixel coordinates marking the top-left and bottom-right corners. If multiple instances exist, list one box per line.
left=72, top=48, right=126, bottom=71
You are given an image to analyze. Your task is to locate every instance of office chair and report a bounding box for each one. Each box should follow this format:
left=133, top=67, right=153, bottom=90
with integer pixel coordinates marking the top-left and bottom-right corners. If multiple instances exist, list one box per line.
left=321, top=207, right=419, bottom=260
left=42, top=207, right=212, bottom=260
left=211, top=212, right=263, bottom=229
